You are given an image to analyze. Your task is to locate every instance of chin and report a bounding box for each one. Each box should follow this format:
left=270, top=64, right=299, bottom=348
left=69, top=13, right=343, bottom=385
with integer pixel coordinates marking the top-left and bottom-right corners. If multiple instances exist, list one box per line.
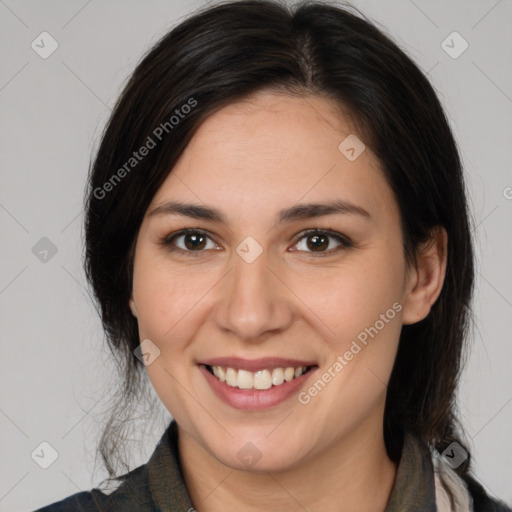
left=201, top=428, right=307, bottom=473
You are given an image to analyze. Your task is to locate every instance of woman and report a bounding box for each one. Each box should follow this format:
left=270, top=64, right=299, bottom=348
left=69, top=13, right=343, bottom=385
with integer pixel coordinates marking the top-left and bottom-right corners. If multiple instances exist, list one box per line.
left=35, top=0, right=511, bottom=510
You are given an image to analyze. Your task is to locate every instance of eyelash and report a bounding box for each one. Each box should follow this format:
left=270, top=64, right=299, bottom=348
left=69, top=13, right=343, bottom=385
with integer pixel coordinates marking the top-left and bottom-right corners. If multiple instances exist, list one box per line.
left=159, top=228, right=353, bottom=258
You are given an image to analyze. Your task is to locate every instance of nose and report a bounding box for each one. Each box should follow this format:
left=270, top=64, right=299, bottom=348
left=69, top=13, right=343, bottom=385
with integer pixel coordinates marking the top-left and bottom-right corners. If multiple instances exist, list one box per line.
left=214, top=244, right=294, bottom=342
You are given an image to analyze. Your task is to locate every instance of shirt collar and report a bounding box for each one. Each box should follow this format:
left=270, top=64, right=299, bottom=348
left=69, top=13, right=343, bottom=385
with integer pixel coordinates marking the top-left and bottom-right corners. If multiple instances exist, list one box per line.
left=384, top=431, right=437, bottom=511
left=146, top=420, right=195, bottom=511
left=145, top=421, right=437, bottom=511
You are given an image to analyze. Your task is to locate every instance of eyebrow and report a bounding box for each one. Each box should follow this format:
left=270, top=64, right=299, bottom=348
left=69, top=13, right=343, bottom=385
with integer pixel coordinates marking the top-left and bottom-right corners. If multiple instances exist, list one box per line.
left=147, top=199, right=371, bottom=225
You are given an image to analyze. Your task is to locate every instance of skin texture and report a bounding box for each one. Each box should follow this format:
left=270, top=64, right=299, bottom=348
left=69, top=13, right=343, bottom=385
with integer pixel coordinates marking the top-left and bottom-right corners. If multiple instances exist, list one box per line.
left=129, top=91, right=447, bottom=511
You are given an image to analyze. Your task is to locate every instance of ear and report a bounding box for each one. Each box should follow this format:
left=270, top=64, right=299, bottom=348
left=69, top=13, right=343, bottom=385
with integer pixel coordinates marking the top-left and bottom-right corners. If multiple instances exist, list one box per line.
left=129, top=296, right=138, bottom=318
left=401, top=226, right=448, bottom=325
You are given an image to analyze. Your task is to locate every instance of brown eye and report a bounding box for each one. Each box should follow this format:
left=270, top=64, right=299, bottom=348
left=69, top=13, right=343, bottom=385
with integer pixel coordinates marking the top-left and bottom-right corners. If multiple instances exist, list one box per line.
left=163, top=229, right=218, bottom=255
left=293, top=229, right=351, bottom=255
left=305, top=233, right=329, bottom=251
left=182, top=232, right=207, bottom=250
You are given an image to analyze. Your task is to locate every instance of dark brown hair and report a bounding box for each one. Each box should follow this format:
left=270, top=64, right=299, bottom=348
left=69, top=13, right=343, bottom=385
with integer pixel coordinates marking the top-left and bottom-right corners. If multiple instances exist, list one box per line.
left=83, top=0, right=475, bottom=482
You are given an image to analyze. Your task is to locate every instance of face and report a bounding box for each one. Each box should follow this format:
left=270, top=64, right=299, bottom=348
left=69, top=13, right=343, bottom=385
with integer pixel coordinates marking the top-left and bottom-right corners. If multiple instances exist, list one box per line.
left=130, top=91, right=415, bottom=472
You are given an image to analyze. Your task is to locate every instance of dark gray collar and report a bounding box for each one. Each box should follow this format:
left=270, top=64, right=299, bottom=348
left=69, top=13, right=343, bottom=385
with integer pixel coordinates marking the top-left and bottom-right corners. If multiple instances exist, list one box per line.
left=384, top=431, right=437, bottom=511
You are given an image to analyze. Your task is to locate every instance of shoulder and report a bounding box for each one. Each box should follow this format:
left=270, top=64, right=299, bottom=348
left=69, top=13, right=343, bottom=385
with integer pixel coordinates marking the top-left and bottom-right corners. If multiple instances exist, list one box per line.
left=33, top=420, right=194, bottom=511
left=33, top=491, right=99, bottom=512
left=462, top=474, right=512, bottom=512
left=33, top=465, right=157, bottom=512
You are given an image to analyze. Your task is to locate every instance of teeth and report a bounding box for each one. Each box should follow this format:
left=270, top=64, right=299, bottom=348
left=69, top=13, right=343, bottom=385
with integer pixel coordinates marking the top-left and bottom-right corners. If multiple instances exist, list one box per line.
left=272, top=367, right=284, bottom=386
left=212, top=366, right=225, bottom=382
left=225, top=367, right=237, bottom=387
left=237, top=369, right=253, bottom=389
left=254, top=369, right=272, bottom=390
left=284, top=367, right=295, bottom=382
left=209, top=365, right=308, bottom=389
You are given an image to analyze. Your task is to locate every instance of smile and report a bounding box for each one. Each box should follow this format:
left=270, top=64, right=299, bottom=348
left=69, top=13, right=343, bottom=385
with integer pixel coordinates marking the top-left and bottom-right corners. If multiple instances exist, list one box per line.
left=199, top=357, right=318, bottom=410
left=206, top=365, right=314, bottom=390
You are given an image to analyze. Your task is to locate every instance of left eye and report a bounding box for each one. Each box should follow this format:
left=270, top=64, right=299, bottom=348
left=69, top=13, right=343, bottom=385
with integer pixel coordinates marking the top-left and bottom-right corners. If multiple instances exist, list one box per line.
left=292, top=229, right=351, bottom=255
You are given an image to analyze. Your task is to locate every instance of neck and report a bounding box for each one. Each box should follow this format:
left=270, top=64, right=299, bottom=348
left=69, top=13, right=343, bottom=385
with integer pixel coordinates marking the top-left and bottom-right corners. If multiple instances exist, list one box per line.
left=178, top=413, right=397, bottom=512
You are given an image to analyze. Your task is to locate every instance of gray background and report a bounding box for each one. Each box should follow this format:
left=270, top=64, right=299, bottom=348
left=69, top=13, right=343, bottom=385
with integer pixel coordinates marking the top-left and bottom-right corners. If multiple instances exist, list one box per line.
left=1, top=0, right=511, bottom=510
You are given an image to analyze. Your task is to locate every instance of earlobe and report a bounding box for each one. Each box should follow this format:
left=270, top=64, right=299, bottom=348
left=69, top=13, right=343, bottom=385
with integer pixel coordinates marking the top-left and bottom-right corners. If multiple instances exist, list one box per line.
left=401, top=226, right=448, bottom=325
left=129, top=297, right=138, bottom=318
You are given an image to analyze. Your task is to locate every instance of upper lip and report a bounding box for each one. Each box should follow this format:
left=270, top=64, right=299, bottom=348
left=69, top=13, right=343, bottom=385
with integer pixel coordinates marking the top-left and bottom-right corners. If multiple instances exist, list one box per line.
left=200, top=357, right=317, bottom=372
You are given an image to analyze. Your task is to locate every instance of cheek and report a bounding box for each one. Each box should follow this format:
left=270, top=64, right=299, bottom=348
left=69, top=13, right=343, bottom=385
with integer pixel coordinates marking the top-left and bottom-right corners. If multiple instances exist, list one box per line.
left=305, top=272, right=403, bottom=412
left=301, top=249, right=405, bottom=401
left=306, top=252, right=405, bottom=344
left=131, top=256, right=209, bottom=415
left=132, top=247, right=200, bottom=336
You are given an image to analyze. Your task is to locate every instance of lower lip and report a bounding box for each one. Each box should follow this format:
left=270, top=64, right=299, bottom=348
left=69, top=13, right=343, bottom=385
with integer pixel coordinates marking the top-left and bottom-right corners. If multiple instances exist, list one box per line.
left=199, top=364, right=317, bottom=410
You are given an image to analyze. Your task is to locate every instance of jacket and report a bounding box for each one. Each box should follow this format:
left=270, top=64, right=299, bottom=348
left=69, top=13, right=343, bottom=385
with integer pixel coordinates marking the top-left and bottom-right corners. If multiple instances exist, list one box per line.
left=34, top=420, right=512, bottom=511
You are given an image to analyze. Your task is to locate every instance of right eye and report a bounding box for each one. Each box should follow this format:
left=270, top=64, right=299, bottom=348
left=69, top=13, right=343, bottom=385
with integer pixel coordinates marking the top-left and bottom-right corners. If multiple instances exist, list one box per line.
left=160, top=228, right=220, bottom=256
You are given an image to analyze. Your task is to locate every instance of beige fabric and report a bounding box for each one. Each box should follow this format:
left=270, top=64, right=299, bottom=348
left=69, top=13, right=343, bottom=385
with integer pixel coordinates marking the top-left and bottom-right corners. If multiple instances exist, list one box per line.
left=433, top=452, right=473, bottom=512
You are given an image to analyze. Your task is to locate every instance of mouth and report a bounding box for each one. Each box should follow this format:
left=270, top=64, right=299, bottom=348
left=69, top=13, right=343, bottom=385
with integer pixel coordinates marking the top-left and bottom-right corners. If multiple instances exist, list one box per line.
left=203, top=364, right=317, bottom=390
left=198, top=357, right=319, bottom=410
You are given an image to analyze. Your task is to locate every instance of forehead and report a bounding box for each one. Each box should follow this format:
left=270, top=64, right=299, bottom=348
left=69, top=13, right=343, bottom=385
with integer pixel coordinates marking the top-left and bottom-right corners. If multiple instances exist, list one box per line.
left=149, top=91, right=398, bottom=225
